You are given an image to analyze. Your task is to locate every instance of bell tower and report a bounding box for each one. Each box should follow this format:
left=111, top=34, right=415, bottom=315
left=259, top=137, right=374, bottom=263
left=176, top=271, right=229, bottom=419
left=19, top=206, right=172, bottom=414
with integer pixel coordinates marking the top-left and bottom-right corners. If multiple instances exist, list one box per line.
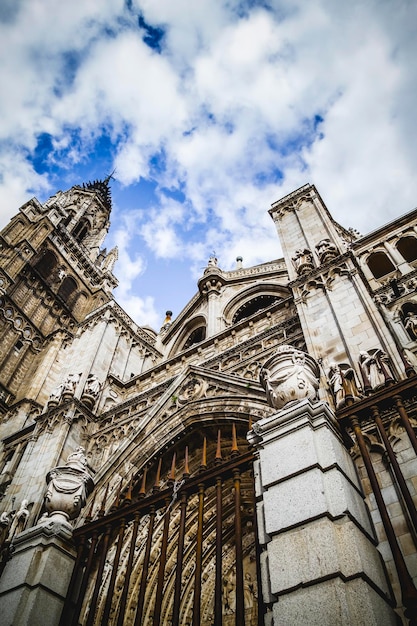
left=0, top=178, right=118, bottom=408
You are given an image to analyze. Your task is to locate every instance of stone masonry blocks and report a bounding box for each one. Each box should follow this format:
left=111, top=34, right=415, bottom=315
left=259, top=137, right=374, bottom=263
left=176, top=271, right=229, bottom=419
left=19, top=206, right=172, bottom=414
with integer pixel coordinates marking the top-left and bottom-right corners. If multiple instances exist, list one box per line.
left=267, top=516, right=391, bottom=597
left=262, top=464, right=373, bottom=537
left=272, top=576, right=398, bottom=626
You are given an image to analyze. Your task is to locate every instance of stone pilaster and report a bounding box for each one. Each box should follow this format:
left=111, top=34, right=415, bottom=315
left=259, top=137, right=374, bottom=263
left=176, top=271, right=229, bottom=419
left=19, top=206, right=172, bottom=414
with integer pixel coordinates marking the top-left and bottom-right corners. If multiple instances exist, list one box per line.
left=0, top=520, right=76, bottom=626
left=248, top=399, right=398, bottom=625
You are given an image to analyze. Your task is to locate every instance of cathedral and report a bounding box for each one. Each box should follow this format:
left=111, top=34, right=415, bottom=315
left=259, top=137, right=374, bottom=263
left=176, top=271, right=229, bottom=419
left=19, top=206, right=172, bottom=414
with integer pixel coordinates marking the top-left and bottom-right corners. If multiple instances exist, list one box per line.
left=0, top=179, right=416, bottom=626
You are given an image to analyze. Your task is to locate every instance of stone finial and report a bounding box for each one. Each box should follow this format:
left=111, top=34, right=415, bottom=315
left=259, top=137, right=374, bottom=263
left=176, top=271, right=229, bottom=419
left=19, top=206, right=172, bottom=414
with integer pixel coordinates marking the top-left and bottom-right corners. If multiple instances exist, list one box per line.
left=259, top=345, right=320, bottom=410
left=160, top=310, right=173, bottom=334
left=44, top=447, right=94, bottom=524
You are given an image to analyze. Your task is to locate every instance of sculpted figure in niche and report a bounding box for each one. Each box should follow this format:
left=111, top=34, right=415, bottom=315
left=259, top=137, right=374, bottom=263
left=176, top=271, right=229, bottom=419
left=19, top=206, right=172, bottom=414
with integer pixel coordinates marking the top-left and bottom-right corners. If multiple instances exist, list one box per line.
left=405, top=312, right=417, bottom=340
left=358, top=349, right=395, bottom=393
left=84, top=374, right=101, bottom=397
left=328, top=363, right=361, bottom=408
left=49, top=379, right=65, bottom=403
left=291, top=248, right=314, bottom=275
left=7, top=499, right=29, bottom=541
left=315, top=238, right=339, bottom=264
left=63, top=372, right=81, bottom=394
left=0, top=512, right=10, bottom=546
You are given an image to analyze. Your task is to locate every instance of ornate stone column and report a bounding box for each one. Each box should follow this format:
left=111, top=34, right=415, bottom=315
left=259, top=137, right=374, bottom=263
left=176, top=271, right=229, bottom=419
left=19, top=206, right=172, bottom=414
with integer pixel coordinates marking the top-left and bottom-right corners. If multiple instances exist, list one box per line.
left=249, top=346, right=397, bottom=625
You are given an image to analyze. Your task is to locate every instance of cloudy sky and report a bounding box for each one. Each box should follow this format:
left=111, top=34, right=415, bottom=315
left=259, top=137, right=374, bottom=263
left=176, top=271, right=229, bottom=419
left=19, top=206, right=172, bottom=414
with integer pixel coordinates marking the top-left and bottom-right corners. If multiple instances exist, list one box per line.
left=0, top=0, right=416, bottom=330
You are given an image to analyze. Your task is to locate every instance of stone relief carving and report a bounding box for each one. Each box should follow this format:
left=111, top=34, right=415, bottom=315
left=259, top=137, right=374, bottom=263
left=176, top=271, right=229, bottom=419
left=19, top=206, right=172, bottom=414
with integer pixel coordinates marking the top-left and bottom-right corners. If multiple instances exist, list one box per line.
left=260, top=345, right=320, bottom=410
left=44, top=446, right=94, bottom=523
left=176, top=377, right=207, bottom=405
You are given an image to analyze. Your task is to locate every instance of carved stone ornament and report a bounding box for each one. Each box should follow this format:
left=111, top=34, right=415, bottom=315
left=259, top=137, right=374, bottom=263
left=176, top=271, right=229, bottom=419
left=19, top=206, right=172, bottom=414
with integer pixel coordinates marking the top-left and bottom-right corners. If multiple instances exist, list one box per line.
left=259, top=345, right=320, bottom=410
left=81, top=373, right=102, bottom=408
left=44, top=447, right=94, bottom=522
left=315, top=238, right=339, bottom=264
left=291, top=248, right=314, bottom=275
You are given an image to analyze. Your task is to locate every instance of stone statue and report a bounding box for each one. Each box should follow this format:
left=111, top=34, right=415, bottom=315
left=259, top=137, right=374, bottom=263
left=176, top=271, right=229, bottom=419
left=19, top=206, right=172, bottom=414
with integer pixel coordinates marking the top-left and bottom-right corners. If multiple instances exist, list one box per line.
left=328, top=363, right=344, bottom=408
left=291, top=248, right=314, bottom=275
left=260, top=345, right=320, bottom=410
left=84, top=374, right=101, bottom=397
left=358, top=349, right=395, bottom=393
left=62, top=372, right=81, bottom=395
left=7, top=499, right=29, bottom=541
left=207, top=255, right=218, bottom=267
left=328, top=363, right=361, bottom=408
left=405, top=312, right=417, bottom=340
left=244, top=572, right=256, bottom=609
left=0, top=512, right=10, bottom=546
left=66, top=446, right=88, bottom=470
left=315, top=238, right=339, bottom=264
left=49, top=380, right=65, bottom=403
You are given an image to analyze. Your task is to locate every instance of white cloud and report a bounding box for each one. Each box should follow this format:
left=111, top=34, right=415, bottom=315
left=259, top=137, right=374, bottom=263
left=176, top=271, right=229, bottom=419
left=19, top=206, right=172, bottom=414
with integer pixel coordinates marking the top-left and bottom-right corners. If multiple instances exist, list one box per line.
left=0, top=0, right=416, bottom=321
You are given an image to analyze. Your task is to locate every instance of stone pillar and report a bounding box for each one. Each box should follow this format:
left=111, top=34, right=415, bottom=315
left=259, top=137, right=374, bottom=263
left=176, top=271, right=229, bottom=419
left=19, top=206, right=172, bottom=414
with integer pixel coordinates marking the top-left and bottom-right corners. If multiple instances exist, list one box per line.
left=0, top=519, right=76, bottom=626
left=248, top=399, right=398, bottom=625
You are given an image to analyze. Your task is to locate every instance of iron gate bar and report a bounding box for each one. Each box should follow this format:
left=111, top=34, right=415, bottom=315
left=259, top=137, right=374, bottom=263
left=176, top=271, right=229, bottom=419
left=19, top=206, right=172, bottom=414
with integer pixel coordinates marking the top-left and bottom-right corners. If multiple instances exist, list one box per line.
left=68, top=529, right=99, bottom=626
left=101, top=517, right=126, bottom=625
left=233, top=467, right=245, bottom=625
left=336, top=375, right=417, bottom=426
left=72, top=451, right=254, bottom=540
left=214, top=475, right=223, bottom=626
left=192, top=483, right=205, bottom=626
left=394, top=393, right=417, bottom=456
left=153, top=497, right=172, bottom=626
left=172, top=491, right=188, bottom=626
left=64, top=449, right=256, bottom=626
left=371, top=404, right=417, bottom=535
left=133, top=505, right=156, bottom=626
left=86, top=522, right=112, bottom=626
left=117, top=511, right=141, bottom=626
left=350, top=415, right=417, bottom=624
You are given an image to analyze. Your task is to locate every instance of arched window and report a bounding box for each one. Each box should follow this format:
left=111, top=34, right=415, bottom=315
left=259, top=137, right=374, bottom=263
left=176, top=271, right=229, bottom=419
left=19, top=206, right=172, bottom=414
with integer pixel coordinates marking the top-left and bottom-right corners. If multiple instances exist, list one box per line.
left=34, top=250, right=58, bottom=278
left=72, top=218, right=90, bottom=243
left=182, top=326, right=206, bottom=349
left=396, top=236, right=417, bottom=263
left=57, top=276, right=77, bottom=303
left=232, top=295, right=281, bottom=324
left=367, top=251, right=395, bottom=279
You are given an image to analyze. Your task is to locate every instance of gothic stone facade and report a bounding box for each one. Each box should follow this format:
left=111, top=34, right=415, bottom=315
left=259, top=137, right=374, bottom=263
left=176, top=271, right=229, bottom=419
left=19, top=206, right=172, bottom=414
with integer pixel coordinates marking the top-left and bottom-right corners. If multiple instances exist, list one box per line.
left=0, top=182, right=416, bottom=625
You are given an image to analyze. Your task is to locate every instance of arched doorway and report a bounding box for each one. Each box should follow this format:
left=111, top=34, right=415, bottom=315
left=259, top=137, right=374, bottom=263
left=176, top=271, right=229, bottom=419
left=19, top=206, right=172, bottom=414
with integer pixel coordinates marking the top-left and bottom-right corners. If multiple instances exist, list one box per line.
left=61, top=422, right=263, bottom=626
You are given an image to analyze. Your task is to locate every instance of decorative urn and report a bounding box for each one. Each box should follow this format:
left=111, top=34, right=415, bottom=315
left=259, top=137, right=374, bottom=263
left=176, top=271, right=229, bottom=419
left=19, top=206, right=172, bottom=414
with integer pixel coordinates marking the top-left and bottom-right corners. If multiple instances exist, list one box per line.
left=260, top=345, right=320, bottom=410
